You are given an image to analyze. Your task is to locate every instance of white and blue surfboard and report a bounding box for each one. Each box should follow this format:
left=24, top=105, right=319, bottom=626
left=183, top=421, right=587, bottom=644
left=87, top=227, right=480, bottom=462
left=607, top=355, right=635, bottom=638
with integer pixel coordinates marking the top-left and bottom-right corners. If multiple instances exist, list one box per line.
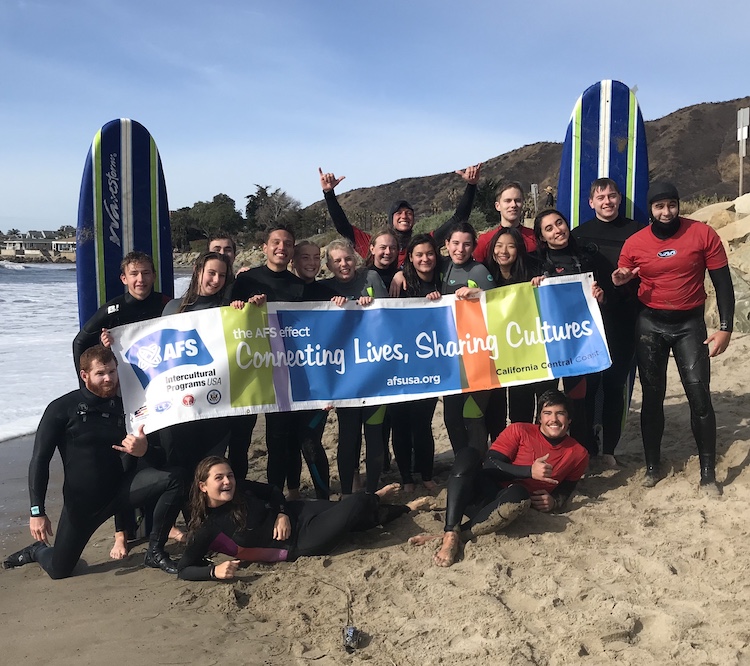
left=76, top=119, right=173, bottom=327
left=557, top=80, right=649, bottom=228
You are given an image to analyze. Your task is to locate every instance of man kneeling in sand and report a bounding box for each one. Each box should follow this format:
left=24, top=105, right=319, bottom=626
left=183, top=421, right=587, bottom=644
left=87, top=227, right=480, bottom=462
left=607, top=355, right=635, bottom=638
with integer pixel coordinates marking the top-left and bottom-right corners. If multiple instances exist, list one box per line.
left=3, top=346, right=185, bottom=577
left=410, top=390, right=588, bottom=567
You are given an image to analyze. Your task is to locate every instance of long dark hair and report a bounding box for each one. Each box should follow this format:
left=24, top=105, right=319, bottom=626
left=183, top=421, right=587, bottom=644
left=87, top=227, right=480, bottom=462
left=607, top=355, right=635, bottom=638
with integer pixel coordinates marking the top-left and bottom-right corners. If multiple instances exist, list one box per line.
left=533, top=209, right=579, bottom=252
left=187, top=456, right=247, bottom=535
left=403, top=234, right=440, bottom=296
left=178, top=251, right=234, bottom=312
left=484, top=226, right=532, bottom=284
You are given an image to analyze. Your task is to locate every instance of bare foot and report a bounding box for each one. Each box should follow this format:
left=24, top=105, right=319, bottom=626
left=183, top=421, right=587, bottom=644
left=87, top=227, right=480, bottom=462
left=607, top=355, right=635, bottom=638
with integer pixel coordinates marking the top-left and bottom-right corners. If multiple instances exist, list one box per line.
left=110, top=531, right=129, bottom=560
left=286, top=488, right=302, bottom=501
left=434, top=530, right=460, bottom=567
left=406, top=496, right=437, bottom=512
left=375, top=482, right=401, bottom=500
left=422, top=479, right=438, bottom=492
left=408, top=533, right=442, bottom=546
left=169, top=526, right=186, bottom=544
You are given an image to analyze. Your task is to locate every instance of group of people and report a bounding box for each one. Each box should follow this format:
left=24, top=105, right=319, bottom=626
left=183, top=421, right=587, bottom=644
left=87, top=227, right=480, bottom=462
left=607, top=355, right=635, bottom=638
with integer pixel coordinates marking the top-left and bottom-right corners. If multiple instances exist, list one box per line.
left=3, top=164, right=734, bottom=576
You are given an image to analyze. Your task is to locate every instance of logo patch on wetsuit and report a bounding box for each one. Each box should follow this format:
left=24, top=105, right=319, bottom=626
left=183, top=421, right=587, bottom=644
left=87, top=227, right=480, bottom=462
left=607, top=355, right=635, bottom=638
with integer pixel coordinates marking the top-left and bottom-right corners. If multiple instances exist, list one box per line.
left=657, top=249, right=677, bottom=258
left=107, top=304, right=120, bottom=314
left=124, top=329, right=214, bottom=388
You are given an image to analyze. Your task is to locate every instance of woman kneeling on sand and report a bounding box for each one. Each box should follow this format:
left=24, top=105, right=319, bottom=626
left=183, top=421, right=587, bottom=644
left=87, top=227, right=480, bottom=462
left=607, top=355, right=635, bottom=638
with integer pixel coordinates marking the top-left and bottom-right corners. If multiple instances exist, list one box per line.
left=177, top=457, right=434, bottom=580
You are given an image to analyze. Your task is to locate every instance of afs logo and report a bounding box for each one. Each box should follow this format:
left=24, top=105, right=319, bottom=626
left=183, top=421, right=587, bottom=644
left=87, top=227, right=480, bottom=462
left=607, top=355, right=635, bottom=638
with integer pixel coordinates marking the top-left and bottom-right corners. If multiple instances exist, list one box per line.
left=125, top=328, right=214, bottom=388
left=657, top=249, right=677, bottom=258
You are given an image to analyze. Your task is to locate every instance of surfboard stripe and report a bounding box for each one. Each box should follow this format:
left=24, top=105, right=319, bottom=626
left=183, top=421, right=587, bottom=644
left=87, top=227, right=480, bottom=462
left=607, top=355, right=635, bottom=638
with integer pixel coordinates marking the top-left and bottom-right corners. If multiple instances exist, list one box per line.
left=598, top=80, right=612, bottom=178
left=150, top=136, right=162, bottom=293
left=570, top=98, right=582, bottom=225
left=92, top=129, right=107, bottom=308
left=626, top=91, right=638, bottom=219
left=121, top=118, right=134, bottom=255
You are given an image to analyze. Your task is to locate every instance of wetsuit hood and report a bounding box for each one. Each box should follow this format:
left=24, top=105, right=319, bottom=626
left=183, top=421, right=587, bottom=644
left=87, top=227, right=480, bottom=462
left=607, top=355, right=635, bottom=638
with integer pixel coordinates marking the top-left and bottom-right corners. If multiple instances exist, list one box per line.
left=389, top=200, right=414, bottom=250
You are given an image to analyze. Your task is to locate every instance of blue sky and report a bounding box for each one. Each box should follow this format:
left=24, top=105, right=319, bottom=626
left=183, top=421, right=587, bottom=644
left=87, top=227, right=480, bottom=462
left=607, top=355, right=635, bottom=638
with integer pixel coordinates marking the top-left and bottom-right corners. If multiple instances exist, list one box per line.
left=1, top=0, right=748, bottom=232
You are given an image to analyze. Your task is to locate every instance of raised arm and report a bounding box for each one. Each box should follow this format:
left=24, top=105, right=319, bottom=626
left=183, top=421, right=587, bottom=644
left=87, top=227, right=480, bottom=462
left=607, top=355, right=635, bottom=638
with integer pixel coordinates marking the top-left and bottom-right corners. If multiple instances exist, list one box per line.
left=319, top=167, right=355, bottom=245
left=433, top=163, right=481, bottom=246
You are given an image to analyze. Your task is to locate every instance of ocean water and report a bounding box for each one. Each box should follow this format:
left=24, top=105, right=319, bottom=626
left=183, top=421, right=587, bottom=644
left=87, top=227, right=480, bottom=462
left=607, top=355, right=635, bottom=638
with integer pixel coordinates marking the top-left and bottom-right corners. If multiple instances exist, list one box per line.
left=0, top=262, right=190, bottom=442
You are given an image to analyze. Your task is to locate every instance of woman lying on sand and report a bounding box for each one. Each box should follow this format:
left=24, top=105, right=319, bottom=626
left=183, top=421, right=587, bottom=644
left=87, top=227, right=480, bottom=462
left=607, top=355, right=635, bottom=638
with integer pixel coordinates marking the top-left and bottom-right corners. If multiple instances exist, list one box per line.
left=177, top=456, right=434, bottom=580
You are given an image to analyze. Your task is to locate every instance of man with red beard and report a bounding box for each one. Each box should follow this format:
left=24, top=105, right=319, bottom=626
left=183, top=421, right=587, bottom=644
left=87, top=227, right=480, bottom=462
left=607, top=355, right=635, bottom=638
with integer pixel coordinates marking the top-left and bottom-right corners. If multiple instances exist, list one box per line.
left=3, top=346, right=184, bottom=577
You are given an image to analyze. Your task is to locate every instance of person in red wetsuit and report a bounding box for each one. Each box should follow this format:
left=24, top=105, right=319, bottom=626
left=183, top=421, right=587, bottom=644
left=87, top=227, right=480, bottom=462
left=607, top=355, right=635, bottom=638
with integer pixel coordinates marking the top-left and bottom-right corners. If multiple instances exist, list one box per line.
left=473, top=181, right=537, bottom=263
left=408, top=389, right=588, bottom=567
left=318, top=164, right=481, bottom=269
left=613, top=182, right=734, bottom=493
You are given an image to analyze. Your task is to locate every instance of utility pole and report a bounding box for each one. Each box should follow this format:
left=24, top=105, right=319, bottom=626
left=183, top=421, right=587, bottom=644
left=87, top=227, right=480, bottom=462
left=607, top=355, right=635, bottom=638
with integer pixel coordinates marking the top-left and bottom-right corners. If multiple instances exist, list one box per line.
left=738, top=107, right=749, bottom=197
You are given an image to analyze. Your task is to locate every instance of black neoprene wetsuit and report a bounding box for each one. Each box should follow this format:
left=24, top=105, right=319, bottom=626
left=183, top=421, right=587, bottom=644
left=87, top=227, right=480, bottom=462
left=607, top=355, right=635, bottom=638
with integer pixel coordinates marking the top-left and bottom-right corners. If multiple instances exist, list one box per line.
left=572, top=216, right=643, bottom=455
left=26, top=388, right=184, bottom=579
left=160, top=293, right=239, bottom=475
left=73, top=290, right=170, bottom=373
left=230, top=265, right=306, bottom=303
left=323, top=183, right=477, bottom=265
left=439, top=257, right=495, bottom=454
left=534, top=243, right=607, bottom=452
left=177, top=484, right=409, bottom=580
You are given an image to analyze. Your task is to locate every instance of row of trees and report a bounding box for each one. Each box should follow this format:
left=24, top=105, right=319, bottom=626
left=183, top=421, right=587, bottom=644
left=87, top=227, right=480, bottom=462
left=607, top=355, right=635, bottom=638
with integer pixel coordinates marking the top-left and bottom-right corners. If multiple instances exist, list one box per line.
left=168, top=178, right=510, bottom=253
left=169, top=187, right=329, bottom=251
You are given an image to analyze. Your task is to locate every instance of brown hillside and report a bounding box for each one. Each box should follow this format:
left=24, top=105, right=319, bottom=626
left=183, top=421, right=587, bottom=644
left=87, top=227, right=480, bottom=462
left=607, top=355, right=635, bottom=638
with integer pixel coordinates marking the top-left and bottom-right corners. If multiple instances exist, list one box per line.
left=307, top=96, right=750, bottom=219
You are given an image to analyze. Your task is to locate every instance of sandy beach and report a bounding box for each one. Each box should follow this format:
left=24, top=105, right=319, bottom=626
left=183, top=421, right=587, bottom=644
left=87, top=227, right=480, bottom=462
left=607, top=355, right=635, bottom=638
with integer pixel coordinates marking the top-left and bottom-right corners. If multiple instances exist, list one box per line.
left=2, top=332, right=749, bottom=665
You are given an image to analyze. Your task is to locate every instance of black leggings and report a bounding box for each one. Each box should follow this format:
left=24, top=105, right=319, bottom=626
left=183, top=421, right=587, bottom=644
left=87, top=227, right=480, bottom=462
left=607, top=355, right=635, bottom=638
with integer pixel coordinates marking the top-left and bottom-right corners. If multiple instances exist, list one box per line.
left=227, top=414, right=258, bottom=481
left=288, top=493, right=409, bottom=559
left=585, top=316, right=636, bottom=455
left=389, top=398, right=438, bottom=484
left=265, top=412, right=303, bottom=492
left=336, top=406, right=385, bottom=494
left=444, top=448, right=530, bottom=532
left=443, top=390, right=492, bottom=454
left=484, top=385, right=537, bottom=442
left=35, top=466, right=184, bottom=579
left=297, top=409, right=330, bottom=499
left=636, top=306, right=715, bottom=477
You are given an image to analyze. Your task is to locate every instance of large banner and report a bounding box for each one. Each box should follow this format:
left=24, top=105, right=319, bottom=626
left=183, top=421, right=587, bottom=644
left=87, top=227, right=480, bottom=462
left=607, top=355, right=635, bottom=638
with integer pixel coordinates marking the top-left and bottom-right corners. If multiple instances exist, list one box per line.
left=111, top=274, right=611, bottom=434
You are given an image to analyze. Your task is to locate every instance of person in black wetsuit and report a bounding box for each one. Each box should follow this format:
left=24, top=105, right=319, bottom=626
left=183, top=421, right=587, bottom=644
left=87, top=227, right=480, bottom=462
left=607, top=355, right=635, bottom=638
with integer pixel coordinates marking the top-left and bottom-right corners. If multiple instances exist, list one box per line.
left=532, top=209, right=605, bottom=452
left=2, top=346, right=185, bottom=577
left=206, top=232, right=258, bottom=482
left=480, top=226, right=540, bottom=438
left=318, top=164, right=481, bottom=271
left=572, top=178, right=644, bottom=466
left=229, top=226, right=309, bottom=500
left=439, top=221, right=496, bottom=455
left=613, top=182, right=734, bottom=493
left=75, top=251, right=174, bottom=558
left=388, top=234, right=441, bottom=492
left=409, top=390, right=588, bottom=567
left=177, top=456, right=434, bottom=580
left=72, top=251, right=171, bottom=374
left=159, top=252, right=240, bottom=479
left=320, top=239, right=388, bottom=495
